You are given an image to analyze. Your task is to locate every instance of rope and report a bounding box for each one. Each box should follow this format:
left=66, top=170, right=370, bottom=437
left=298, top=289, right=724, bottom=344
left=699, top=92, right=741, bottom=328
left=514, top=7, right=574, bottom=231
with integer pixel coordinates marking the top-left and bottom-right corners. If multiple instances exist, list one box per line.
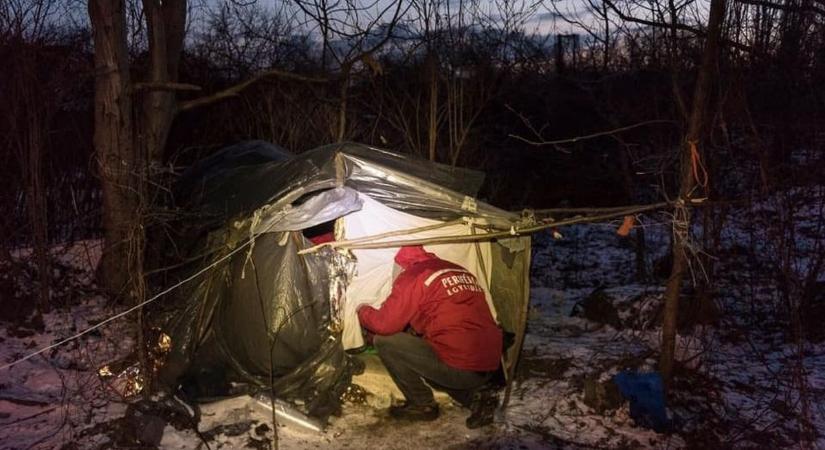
left=0, top=199, right=695, bottom=371
left=241, top=210, right=263, bottom=279
left=527, top=203, right=669, bottom=216
left=672, top=197, right=691, bottom=246
left=688, top=139, right=709, bottom=189
left=0, top=229, right=264, bottom=372
left=298, top=218, right=466, bottom=255
left=334, top=202, right=675, bottom=251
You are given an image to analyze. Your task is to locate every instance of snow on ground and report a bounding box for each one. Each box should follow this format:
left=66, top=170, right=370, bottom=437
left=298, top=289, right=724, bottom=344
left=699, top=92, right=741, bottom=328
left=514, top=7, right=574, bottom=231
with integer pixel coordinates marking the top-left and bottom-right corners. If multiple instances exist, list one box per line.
left=0, top=240, right=132, bottom=449
left=512, top=185, right=825, bottom=449
left=1, top=188, right=824, bottom=449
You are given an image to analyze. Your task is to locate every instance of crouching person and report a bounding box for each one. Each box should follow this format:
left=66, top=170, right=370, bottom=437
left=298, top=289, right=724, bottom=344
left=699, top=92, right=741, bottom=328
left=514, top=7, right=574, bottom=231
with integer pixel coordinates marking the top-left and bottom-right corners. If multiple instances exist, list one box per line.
left=357, top=245, right=502, bottom=428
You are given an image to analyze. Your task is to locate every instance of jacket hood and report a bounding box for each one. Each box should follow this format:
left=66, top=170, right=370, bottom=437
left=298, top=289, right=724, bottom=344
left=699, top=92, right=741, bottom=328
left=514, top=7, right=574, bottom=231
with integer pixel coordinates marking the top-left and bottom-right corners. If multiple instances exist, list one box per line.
left=394, top=245, right=436, bottom=269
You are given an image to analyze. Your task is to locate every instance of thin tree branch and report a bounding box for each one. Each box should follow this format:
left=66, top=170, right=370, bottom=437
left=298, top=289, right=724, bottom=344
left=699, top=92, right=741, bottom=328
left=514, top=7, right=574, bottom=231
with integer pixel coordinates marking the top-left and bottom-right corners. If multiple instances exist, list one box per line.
left=133, top=81, right=201, bottom=92
left=509, top=117, right=675, bottom=149
left=0, top=406, right=58, bottom=425
left=734, top=0, right=825, bottom=16
left=602, top=0, right=756, bottom=54
left=178, top=69, right=328, bottom=112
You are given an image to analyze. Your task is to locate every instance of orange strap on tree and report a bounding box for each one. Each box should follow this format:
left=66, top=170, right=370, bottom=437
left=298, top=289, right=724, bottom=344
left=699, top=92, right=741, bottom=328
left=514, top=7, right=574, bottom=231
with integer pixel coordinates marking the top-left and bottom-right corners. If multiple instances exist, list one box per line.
left=688, top=139, right=709, bottom=189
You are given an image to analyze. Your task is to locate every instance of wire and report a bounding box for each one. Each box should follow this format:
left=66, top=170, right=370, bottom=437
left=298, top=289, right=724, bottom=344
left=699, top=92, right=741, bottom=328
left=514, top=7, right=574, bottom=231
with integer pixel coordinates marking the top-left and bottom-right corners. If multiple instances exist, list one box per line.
left=0, top=200, right=686, bottom=371
left=0, top=232, right=262, bottom=371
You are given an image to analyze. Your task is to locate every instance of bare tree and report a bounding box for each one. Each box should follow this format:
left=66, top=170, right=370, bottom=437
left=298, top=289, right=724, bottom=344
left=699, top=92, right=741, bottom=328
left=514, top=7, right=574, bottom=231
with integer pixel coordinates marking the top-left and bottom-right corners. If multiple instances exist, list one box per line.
left=287, top=0, right=408, bottom=142
left=370, top=0, right=539, bottom=164
left=0, top=0, right=76, bottom=321
left=659, top=0, right=727, bottom=382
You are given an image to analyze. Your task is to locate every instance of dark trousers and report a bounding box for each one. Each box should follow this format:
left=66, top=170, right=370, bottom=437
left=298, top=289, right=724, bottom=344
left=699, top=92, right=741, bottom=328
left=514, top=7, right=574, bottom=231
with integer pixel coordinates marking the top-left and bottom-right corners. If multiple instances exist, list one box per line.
left=374, top=332, right=489, bottom=406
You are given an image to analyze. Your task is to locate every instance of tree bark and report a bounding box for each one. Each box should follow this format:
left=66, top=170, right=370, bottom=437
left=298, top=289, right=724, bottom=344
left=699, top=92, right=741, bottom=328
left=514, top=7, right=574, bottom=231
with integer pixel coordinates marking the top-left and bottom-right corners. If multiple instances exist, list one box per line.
left=659, top=0, right=727, bottom=382
left=89, top=0, right=187, bottom=296
left=12, top=47, right=52, bottom=316
left=89, top=0, right=137, bottom=296
left=141, top=0, right=186, bottom=164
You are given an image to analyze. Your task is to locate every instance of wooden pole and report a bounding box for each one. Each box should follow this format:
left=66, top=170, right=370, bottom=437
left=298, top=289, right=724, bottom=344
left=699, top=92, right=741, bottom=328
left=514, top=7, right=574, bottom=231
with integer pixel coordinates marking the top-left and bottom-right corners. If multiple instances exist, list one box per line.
left=312, top=202, right=676, bottom=252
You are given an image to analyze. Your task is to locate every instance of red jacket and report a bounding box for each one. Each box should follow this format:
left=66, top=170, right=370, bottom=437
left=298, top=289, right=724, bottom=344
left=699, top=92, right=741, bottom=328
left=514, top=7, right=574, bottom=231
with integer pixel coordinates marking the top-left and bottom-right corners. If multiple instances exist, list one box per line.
left=358, top=246, right=502, bottom=372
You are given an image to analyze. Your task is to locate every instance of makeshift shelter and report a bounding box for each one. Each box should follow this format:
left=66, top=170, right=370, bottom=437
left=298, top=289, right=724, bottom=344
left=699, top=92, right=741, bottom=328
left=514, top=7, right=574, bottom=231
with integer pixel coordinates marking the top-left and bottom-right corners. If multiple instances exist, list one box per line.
left=153, top=141, right=532, bottom=421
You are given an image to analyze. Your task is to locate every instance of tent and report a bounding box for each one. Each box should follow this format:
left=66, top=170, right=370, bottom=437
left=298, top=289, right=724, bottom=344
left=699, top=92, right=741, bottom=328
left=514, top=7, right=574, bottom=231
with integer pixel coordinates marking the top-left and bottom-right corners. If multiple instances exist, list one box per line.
left=152, top=141, right=532, bottom=421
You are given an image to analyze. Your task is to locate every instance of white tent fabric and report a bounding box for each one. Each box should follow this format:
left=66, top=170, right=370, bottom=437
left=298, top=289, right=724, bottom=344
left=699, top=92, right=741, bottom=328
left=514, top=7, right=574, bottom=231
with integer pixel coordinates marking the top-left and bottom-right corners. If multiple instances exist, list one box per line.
left=341, top=193, right=495, bottom=349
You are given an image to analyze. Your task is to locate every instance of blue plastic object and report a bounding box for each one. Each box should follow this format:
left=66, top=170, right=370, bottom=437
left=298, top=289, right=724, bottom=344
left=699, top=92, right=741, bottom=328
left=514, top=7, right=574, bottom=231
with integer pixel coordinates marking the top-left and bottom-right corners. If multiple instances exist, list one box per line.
left=612, top=371, right=670, bottom=432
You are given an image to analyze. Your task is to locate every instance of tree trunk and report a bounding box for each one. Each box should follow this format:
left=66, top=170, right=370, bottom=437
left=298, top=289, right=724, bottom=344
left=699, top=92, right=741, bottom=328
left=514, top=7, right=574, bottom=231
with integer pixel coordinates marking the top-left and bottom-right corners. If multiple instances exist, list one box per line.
left=337, top=63, right=353, bottom=143
left=14, top=47, right=52, bottom=316
left=427, top=51, right=439, bottom=161
left=90, top=0, right=187, bottom=394
left=90, top=0, right=186, bottom=296
left=89, top=0, right=137, bottom=297
left=26, top=117, right=50, bottom=315
left=141, top=0, right=186, bottom=164
left=659, top=0, right=727, bottom=382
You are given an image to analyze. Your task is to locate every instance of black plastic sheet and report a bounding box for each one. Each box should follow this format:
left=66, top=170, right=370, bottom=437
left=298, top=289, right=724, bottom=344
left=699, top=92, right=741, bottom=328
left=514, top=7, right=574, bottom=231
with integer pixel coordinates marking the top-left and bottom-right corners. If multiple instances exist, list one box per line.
left=151, top=141, right=529, bottom=420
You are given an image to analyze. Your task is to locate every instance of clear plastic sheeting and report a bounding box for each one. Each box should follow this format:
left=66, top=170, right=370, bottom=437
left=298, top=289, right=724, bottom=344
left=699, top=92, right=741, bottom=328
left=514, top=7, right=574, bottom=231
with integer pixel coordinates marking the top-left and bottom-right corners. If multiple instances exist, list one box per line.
left=175, top=141, right=519, bottom=232
left=251, top=392, right=324, bottom=432
left=247, top=186, right=363, bottom=235
left=338, top=147, right=515, bottom=228
left=150, top=140, right=530, bottom=422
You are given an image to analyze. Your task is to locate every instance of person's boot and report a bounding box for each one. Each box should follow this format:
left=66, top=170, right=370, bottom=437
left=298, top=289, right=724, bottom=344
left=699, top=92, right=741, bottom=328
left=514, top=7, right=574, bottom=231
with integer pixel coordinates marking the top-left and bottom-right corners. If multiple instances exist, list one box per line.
left=389, top=401, right=440, bottom=421
left=466, top=388, right=498, bottom=429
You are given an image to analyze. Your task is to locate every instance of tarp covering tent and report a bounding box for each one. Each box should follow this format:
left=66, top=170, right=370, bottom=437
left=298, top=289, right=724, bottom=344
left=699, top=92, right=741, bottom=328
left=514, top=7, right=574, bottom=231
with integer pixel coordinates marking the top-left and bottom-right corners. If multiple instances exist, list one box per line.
left=152, top=141, right=532, bottom=421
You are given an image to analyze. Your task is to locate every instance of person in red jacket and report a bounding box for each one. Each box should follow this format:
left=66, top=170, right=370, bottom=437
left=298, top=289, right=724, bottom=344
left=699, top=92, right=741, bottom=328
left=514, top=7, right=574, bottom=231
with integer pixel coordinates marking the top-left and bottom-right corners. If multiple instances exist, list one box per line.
left=357, top=245, right=502, bottom=426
